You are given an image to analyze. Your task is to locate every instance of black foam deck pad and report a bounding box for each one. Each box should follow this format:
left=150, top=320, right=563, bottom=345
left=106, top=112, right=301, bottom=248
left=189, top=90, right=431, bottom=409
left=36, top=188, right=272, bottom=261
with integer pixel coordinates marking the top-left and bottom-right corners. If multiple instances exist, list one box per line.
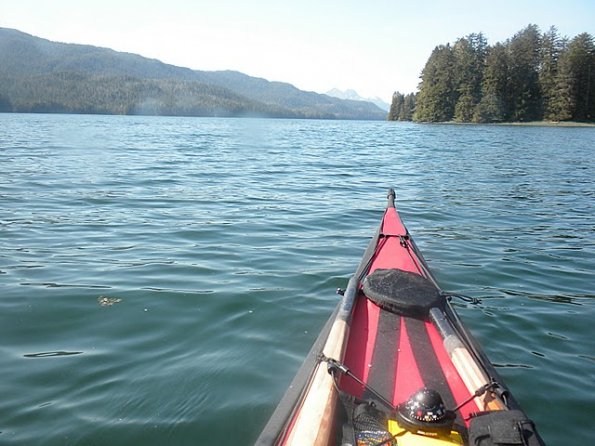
left=363, top=269, right=445, bottom=319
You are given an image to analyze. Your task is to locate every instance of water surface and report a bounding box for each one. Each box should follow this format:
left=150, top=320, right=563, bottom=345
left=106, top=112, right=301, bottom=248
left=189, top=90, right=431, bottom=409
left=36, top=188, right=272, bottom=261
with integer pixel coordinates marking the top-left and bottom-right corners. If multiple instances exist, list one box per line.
left=1, top=114, right=593, bottom=445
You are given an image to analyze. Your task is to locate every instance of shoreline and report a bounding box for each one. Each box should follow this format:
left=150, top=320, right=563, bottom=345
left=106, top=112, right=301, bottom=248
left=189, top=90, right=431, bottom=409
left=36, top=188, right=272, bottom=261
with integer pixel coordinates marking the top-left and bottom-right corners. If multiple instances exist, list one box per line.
left=412, top=120, right=595, bottom=127
left=494, top=121, right=595, bottom=128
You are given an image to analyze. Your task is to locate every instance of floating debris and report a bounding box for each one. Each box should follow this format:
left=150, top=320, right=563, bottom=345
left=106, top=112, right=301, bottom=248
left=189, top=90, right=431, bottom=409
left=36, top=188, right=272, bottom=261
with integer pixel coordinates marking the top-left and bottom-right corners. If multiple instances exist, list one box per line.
left=98, top=296, right=122, bottom=307
left=24, top=351, right=83, bottom=358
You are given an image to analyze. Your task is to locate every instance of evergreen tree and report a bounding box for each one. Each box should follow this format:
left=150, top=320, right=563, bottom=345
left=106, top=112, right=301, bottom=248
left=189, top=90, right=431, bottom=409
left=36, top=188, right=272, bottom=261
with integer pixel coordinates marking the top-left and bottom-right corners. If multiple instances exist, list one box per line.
left=539, top=26, right=563, bottom=120
left=557, top=33, right=594, bottom=121
left=414, top=44, right=456, bottom=122
left=452, top=33, right=488, bottom=122
left=507, top=24, right=542, bottom=121
left=401, top=93, right=416, bottom=120
left=388, top=92, right=404, bottom=120
left=474, top=43, right=510, bottom=122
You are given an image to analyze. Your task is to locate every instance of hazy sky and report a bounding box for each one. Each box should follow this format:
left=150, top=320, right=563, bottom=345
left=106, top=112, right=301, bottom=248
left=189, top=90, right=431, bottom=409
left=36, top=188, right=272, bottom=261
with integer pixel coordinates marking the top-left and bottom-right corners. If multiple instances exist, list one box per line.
left=1, top=0, right=593, bottom=102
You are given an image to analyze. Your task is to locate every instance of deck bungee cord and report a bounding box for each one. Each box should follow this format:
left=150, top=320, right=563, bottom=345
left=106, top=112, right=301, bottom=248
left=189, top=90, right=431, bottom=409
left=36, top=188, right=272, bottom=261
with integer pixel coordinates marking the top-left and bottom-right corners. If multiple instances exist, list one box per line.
left=322, top=353, right=500, bottom=417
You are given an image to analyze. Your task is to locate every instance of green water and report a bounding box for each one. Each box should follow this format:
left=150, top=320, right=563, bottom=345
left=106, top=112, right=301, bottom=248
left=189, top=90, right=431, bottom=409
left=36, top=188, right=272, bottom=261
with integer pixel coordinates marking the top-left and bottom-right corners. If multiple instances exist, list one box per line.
left=1, top=114, right=593, bottom=445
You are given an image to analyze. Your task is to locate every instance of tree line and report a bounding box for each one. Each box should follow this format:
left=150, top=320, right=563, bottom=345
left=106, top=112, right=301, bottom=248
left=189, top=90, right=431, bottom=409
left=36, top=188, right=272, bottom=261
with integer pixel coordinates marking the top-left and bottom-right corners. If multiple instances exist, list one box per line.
left=389, top=25, right=595, bottom=123
left=388, top=92, right=416, bottom=121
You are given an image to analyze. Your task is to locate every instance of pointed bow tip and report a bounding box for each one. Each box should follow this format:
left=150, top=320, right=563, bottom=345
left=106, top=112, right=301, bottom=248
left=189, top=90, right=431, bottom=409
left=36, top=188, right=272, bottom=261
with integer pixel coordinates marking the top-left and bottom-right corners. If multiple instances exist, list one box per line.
left=387, top=189, right=396, bottom=208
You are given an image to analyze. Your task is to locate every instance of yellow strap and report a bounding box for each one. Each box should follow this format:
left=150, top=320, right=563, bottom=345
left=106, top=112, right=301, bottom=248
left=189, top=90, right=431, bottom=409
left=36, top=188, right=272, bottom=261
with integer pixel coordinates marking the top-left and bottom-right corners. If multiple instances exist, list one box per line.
left=387, top=420, right=464, bottom=445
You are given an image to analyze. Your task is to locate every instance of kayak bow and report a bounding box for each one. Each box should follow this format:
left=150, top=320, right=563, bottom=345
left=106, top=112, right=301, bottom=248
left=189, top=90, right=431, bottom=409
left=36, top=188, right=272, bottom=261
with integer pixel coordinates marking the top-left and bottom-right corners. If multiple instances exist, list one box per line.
left=256, top=189, right=545, bottom=446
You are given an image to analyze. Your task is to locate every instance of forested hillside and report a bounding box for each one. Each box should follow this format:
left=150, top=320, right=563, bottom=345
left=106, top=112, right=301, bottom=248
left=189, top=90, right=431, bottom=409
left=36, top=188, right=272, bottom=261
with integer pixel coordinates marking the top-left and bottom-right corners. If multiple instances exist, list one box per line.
left=0, top=72, right=291, bottom=117
left=0, top=28, right=385, bottom=120
left=389, top=25, right=595, bottom=123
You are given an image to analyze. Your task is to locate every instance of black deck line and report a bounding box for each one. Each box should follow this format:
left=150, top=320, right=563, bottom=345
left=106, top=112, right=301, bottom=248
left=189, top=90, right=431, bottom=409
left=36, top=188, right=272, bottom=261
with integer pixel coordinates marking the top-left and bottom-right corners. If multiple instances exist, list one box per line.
left=363, top=307, right=401, bottom=404
left=405, top=317, right=464, bottom=427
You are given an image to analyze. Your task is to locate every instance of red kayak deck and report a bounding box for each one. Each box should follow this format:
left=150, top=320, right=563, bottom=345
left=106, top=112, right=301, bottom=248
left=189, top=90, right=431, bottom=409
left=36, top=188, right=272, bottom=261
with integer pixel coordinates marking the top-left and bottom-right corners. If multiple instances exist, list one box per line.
left=339, top=206, right=479, bottom=425
left=341, top=299, right=479, bottom=425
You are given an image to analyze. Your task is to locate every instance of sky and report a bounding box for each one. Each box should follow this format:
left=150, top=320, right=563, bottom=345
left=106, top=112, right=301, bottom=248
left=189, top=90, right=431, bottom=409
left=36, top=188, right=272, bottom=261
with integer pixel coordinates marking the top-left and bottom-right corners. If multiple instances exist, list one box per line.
left=1, top=0, right=593, bottom=103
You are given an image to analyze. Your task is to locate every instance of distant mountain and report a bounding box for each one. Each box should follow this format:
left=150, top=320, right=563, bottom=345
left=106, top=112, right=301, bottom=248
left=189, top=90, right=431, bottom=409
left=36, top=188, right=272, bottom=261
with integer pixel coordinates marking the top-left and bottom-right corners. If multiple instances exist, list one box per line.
left=0, top=28, right=386, bottom=120
left=326, top=88, right=391, bottom=112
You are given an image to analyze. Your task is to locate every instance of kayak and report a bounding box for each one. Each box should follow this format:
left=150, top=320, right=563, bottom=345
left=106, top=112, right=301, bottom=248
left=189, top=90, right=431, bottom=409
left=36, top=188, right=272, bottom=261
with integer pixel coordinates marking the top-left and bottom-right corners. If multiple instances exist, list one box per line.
left=256, top=190, right=545, bottom=446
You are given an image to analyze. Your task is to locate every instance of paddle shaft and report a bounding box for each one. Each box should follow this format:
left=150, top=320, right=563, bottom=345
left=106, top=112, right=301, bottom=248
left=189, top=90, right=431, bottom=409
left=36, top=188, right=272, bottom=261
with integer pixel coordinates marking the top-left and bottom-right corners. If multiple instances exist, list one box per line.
left=430, top=308, right=505, bottom=411
left=283, top=278, right=358, bottom=445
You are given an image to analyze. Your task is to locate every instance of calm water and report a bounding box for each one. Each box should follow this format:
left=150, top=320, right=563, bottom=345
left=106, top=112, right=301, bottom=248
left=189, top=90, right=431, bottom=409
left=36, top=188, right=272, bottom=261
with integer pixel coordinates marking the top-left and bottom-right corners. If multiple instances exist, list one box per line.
left=1, top=114, right=593, bottom=445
